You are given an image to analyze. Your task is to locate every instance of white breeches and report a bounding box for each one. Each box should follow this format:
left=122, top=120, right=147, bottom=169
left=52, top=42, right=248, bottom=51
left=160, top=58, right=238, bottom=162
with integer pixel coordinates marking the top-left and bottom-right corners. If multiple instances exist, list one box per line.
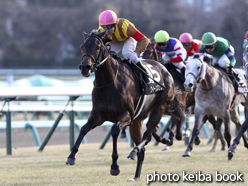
left=212, top=45, right=235, bottom=68
left=106, top=37, right=137, bottom=59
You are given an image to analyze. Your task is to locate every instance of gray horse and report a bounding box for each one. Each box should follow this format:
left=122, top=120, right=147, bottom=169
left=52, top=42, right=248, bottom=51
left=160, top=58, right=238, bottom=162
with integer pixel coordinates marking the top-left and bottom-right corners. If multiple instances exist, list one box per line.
left=228, top=46, right=248, bottom=156
left=183, top=54, right=248, bottom=160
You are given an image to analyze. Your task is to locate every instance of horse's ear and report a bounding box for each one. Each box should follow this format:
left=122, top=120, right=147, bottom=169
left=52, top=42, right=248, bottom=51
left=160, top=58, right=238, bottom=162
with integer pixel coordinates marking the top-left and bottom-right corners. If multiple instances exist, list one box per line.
left=103, top=37, right=112, bottom=44
left=99, top=31, right=112, bottom=44
left=98, top=31, right=106, bottom=39
left=83, top=31, right=89, bottom=39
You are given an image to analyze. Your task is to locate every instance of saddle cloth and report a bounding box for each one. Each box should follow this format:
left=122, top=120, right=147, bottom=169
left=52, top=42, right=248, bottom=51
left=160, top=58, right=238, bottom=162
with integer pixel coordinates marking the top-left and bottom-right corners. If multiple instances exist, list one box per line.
left=137, top=61, right=166, bottom=95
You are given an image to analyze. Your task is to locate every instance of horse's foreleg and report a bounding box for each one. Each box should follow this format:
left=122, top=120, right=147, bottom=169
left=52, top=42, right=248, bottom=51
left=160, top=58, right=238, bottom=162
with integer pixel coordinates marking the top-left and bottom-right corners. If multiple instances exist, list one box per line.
left=151, top=119, right=174, bottom=146
left=66, top=115, right=101, bottom=165
left=230, top=109, right=248, bottom=148
left=152, top=131, right=171, bottom=145
left=194, top=115, right=209, bottom=146
left=66, top=122, right=95, bottom=165
left=110, top=124, right=120, bottom=176
left=182, top=111, right=203, bottom=157
left=228, top=118, right=248, bottom=153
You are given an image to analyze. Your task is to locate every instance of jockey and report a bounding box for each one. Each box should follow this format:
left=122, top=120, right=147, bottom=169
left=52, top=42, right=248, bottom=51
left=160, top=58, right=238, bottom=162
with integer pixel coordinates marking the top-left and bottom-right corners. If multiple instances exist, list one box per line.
left=198, top=32, right=244, bottom=90
left=98, top=10, right=150, bottom=87
left=154, top=30, right=187, bottom=75
left=179, top=33, right=202, bottom=61
left=243, top=31, right=248, bottom=51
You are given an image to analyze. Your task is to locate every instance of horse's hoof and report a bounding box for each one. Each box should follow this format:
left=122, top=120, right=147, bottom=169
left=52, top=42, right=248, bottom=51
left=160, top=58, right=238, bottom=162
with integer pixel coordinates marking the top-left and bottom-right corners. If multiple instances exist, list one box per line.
left=227, top=146, right=236, bottom=153
left=209, top=149, right=215, bottom=152
left=65, top=158, right=75, bottom=165
left=127, top=151, right=136, bottom=160
left=194, top=138, right=201, bottom=146
left=161, top=144, right=169, bottom=151
left=182, top=151, right=191, bottom=157
left=110, top=168, right=120, bottom=176
left=228, top=152, right=233, bottom=161
left=127, top=178, right=138, bottom=182
left=221, top=147, right=225, bottom=151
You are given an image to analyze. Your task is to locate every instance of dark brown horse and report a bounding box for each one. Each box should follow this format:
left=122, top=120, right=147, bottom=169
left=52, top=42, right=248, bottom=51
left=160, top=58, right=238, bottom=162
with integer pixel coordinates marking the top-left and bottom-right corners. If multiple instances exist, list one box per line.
left=142, top=41, right=226, bottom=151
left=65, top=30, right=185, bottom=181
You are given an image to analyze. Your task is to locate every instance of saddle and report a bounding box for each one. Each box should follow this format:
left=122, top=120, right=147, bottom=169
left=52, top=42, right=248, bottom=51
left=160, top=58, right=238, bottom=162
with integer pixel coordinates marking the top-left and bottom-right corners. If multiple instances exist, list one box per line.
left=109, top=52, right=166, bottom=95
left=213, top=65, right=247, bottom=94
left=130, top=62, right=166, bottom=95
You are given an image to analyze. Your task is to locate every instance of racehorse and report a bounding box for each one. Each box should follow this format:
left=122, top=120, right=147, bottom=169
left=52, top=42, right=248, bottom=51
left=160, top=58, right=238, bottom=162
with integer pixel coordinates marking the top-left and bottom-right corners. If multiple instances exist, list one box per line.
left=142, top=41, right=226, bottom=151
left=65, top=30, right=185, bottom=181
left=183, top=53, right=248, bottom=160
left=228, top=45, right=248, bottom=156
left=142, top=40, right=192, bottom=144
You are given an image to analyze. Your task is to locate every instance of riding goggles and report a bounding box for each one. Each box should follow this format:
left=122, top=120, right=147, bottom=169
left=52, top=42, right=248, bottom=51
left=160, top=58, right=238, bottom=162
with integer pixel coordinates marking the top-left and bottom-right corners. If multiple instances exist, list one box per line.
left=157, top=41, right=169, bottom=47
left=182, top=43, right=191, bottom=47
left=102, top=24, right=115, bottom=30
left=204, top=44, right=215, bottom=49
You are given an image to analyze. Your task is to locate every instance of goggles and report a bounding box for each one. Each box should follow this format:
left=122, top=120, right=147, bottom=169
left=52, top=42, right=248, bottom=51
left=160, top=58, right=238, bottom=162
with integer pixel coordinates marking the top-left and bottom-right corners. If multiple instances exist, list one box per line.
left=157, top=42, right=168, bottom=47
left=102, top=24, right=115, bottom=30
left=182, top=43, right=191, bottom=47
left=204, top=44, right=215, bottom=49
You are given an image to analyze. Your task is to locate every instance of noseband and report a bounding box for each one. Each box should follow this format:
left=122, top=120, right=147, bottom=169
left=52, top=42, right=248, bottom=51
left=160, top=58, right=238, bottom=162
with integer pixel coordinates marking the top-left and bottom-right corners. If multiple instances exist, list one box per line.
left=82, top=35, right=110, bottom=72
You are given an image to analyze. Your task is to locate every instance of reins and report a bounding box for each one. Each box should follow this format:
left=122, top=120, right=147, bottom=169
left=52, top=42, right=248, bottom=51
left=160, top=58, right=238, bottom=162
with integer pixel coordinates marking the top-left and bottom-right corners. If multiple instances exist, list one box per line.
left=82, top=35, right=119, bottom=88
left=187, top=57, right=222, bottom=91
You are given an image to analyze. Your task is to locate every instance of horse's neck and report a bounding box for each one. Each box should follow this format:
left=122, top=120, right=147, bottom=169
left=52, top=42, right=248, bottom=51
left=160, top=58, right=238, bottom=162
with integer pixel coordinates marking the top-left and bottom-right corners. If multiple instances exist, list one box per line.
left=94, top=57, right=118, bottom=87
left=200, top=65, right=220, bottom=88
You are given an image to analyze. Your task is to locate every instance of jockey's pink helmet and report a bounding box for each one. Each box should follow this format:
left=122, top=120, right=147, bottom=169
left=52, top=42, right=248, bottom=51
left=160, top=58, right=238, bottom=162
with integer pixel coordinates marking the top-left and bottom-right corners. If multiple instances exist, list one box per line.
left=99, top=10, right=118, bottom=26
left=245, top=31, right=248, bottom=39
left=179, top=33, right=193, bottom=43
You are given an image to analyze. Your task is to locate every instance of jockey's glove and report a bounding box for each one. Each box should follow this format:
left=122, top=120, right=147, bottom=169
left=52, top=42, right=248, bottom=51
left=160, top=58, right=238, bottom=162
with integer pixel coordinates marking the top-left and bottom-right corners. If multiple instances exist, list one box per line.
left=162, top=54, right=170, bottom=63
left=227, top=65, right=233, bottom=74
left=129, top=52, right=139, bottom=64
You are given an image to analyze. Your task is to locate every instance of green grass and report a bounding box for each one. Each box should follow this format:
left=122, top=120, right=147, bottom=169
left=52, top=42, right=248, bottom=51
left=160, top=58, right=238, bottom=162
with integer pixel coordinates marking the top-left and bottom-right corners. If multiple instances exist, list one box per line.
left=0, top=140, right=247, bottom=186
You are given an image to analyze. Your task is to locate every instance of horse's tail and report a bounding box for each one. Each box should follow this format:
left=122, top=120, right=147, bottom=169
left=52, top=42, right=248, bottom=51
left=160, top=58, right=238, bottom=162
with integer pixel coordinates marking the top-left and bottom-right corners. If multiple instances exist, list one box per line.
left=168, top=93, right=186, bottom=121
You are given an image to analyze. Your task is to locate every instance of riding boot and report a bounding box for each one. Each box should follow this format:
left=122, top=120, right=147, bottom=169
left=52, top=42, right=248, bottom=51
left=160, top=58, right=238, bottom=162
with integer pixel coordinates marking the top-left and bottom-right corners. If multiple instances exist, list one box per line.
left=136, top=61, right=151, bottom=86
left=233, top=70, right=244, bottom=86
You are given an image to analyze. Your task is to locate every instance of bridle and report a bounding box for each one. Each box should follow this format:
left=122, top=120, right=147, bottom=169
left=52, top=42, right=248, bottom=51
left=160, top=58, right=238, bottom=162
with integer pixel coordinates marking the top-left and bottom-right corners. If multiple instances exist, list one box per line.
left=185, top=57, right=206, bottom=83
left=81, top=34, right=119, bottom=88
left=186, top=57, right=221, bottom=91
left=81, top=35, right=111, bottom=72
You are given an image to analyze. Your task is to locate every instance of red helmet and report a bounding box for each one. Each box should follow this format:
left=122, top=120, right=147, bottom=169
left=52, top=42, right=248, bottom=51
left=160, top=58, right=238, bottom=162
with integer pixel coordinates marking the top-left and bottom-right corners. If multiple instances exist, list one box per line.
left=179, top=33, right=193, bottom=43
left=99, top=10, right=117, bottom=26
left=245, top=31, right=248, bottom=39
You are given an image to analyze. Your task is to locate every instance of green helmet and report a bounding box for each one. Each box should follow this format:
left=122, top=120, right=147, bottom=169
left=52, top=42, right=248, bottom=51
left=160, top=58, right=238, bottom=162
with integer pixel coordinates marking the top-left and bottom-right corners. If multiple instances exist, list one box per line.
left=154, top=30, right=170, bottom=43
left=201, top=32, right=217, bottom=45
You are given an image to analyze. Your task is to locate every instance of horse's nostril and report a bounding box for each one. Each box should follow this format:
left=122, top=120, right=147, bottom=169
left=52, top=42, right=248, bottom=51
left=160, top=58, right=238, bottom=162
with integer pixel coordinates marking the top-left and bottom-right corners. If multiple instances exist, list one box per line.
left=189, top=83, right=193, bottom=87
left=79, top=65, right=82, bottom=70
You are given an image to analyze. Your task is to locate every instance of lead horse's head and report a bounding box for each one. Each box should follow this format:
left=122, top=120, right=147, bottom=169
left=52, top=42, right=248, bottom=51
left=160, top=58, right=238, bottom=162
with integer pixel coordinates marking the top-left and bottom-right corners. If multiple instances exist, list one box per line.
left=184, top=54, right=206, bottom=92
left=243, top=45, right=248, bottom=81
left=79, top=29, right=112, bottom=77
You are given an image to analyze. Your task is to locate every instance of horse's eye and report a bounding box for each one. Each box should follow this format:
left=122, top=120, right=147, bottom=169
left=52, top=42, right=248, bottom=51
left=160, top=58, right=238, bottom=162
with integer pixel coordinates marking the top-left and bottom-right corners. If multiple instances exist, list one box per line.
left=197, top=66, right=200, bottom=70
